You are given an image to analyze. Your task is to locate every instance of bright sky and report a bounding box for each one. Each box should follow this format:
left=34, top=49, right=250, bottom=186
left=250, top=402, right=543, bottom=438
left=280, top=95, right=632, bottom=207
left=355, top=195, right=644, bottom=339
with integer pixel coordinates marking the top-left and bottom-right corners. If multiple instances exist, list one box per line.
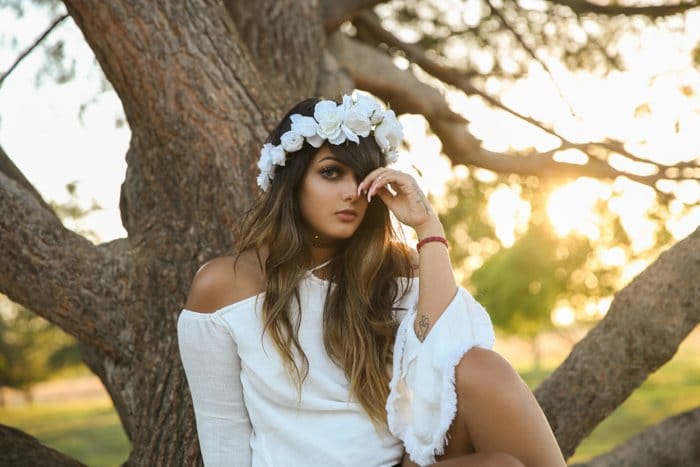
left=1, top=5, right=699, bottom=324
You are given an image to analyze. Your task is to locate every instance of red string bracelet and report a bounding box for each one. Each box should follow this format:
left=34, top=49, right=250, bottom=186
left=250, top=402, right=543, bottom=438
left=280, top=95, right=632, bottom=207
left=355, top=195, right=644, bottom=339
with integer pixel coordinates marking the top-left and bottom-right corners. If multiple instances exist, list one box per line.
left=416, top=235, right=448, bottom=253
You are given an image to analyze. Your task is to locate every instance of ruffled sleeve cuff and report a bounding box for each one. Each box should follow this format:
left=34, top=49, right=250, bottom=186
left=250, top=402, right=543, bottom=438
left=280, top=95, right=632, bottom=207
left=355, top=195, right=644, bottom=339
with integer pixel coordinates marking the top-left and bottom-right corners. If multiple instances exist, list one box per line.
left=386, top=287, right=495, bottom=466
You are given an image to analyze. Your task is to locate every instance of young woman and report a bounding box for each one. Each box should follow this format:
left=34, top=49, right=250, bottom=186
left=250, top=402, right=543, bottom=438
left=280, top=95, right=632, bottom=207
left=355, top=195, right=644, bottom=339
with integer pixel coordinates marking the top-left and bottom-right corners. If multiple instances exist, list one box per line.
left=177, top=95, right=566, bottom=467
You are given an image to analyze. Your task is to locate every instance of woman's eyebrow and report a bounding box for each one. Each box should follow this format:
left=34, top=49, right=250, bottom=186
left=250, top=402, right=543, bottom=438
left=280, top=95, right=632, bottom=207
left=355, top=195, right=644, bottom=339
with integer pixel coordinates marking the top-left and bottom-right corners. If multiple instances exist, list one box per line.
left=319, top=156, right=342, bottom=163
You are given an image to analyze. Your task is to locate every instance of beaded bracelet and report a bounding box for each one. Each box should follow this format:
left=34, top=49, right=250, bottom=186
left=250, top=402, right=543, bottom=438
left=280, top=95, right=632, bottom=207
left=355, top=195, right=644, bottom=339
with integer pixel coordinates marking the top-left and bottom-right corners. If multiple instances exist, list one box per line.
left=416, top=235, right=448, bottom=253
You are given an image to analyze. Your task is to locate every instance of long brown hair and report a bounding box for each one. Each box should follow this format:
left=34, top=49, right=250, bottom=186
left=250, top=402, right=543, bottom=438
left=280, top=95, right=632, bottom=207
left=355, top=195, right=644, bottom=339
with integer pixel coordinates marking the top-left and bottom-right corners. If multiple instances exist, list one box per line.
left=234, top=97, right=413, bottom=426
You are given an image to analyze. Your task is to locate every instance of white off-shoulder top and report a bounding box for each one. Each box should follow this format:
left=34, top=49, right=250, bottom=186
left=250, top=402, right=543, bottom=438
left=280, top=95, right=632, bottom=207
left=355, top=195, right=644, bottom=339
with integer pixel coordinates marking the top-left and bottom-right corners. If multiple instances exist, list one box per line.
left=177, top=261, right=495, bottom=467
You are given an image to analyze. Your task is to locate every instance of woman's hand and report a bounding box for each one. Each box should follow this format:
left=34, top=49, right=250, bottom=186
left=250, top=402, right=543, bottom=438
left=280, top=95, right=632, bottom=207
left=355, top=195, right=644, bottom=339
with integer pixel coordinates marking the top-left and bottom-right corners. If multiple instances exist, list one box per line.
left=357, top=168, right=438, bottom=232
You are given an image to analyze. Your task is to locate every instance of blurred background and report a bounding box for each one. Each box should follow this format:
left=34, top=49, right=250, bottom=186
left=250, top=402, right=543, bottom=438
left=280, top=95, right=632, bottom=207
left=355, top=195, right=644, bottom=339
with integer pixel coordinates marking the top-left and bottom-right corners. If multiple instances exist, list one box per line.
left=1, top=0, right=699, bottom=465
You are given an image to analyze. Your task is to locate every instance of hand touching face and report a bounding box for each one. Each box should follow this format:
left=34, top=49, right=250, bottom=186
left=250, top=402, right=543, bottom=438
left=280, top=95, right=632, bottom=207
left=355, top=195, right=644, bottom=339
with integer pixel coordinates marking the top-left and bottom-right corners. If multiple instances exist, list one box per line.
left=357, top=168, right=438, bottom=231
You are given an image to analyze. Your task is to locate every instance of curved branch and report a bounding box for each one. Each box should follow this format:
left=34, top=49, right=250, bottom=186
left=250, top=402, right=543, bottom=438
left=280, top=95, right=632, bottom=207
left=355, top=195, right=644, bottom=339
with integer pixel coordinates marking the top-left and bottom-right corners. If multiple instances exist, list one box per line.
left=0, top=144, right=54, bottom=214
left=485, top=0, right=576, bottom=117
left=0, top=13, right=69, bottom=89
left=0, top=424, right=85, bottom=466
left=0, top=173, right=128, bottom=361
left=352, top=12, right=699, bottom=183
left=547, top=0, right=700, bottom=17
left=535, top=228, right=700, bottom=458
left=570, top=406, right=700, bottom=466
left=321, top=0, right=386, bottom=31
left=328, top=33, right=664, bottom=186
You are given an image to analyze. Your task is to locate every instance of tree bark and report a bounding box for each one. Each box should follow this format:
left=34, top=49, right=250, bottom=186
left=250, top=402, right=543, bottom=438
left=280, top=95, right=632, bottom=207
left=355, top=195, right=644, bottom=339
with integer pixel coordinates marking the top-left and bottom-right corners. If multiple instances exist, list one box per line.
left=535, top=227, right=700, bottom=459
left=571, top=406, right=700, bottom=466
left=0, top=424, right=85, bottom=467
left=548, top=0, right=700, bottom=17
left=0, top=144, right=54, bottom=213
left=0, top=1, right=324, bottom=464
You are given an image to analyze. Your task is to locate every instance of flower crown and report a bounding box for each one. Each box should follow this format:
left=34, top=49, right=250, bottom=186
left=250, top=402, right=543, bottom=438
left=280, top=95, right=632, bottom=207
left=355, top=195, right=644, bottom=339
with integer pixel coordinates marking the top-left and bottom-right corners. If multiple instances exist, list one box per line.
left=256, top=93, right=404, bottom=191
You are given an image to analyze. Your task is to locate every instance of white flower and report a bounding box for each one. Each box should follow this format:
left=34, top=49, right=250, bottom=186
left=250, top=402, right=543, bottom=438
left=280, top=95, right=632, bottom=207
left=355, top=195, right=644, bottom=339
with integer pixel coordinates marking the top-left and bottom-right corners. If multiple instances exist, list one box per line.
left=268, top=144, right=286, bottom=166
left=256, top=172, right=271, bottom=191
left=256, top=94, right=403, bottom=191
left=257, top=143, right=275, bottom=172
left=374, top=109, right=403, bottom=156
left=353, top=93, right=383, bottom=124
left=290, top=114, right=323, bottom=148
left=342, top=95, right=371, bottom=144
left=280, top=130, right=304, bottom=152
left=314, top=99, right=346, bottom=145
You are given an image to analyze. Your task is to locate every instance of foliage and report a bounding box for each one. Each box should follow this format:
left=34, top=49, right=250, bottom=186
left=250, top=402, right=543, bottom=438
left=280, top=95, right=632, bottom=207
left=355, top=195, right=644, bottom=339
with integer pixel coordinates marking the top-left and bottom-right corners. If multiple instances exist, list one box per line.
left=0, top=303, right=79, bottom=397
left=0, top=398, right=129, bottom=466
left=436, top=169, right=681, bottom=337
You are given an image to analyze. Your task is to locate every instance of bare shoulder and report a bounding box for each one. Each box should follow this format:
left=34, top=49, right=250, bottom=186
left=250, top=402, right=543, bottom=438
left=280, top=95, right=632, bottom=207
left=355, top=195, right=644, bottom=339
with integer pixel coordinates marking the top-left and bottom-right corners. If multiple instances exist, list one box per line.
left=456, top=347, right=526, bottom=397
left=184, top=249, right=265, bottom=313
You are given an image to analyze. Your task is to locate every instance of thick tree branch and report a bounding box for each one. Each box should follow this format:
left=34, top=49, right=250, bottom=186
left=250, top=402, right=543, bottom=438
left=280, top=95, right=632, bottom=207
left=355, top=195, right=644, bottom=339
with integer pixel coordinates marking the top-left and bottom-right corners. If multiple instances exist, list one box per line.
left=570, top=406, right=700, bottom=466
left=0, top=13, right=69, bottom=89
left=328, top=33, right=665, bottom=186
left=0, top=144, right=54, bottom=214
left=0, top=424, right=85, bottom=467
left=0, top=173, right=128, bottom=361
left=535, top=227, right=700, bottom=458
left=222, top=0, right=323, bottom=108
left=321, top=0, right=385, bottom=31
left=548, top=0, right=700, bottom=17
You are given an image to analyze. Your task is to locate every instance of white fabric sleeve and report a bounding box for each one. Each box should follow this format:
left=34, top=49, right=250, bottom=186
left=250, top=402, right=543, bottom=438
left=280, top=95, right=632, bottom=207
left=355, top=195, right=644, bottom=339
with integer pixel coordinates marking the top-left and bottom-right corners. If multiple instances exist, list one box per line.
left=387, top=283, right=496, bottom=466
left=177, top=310, right=252, bottom=467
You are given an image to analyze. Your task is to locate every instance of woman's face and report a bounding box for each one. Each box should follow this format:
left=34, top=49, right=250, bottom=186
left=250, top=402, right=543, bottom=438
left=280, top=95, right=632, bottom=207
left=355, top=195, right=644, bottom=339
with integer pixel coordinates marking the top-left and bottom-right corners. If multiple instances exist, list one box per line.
left=298, top=145, right=369, bottom=241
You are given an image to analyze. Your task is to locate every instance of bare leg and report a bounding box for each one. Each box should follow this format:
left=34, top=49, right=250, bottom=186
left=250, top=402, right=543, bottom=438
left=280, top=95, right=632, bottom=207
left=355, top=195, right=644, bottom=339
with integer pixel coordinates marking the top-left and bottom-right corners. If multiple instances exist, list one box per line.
left=404, top=347, right=566, bottom=467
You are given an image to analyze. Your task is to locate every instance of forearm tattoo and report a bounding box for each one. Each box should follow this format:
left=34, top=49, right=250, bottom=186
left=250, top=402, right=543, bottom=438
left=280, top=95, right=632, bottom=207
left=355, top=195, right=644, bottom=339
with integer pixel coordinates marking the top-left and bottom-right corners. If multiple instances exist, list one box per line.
left=416, top=314, right=430, bottom=341
left=411, top=181, right=432, bottom=216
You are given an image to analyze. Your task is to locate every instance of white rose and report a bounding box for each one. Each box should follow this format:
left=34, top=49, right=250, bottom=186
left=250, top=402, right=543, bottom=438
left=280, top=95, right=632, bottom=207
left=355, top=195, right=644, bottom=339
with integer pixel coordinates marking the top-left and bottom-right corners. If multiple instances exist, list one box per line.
left=257, top=143, right=274, bottom=172
left=314, top=99, right=346, bottom=145
left=268, top=144, right=286, bottom=166
left=342, top=97, right=371, bottom=143
left=257, top=172, right=271, bottom=191
left=280, top=130, right=304, bottom=152
left=374, top=109, right=403, bottom=155
left=353, top=93, right=383, bottom=124
left=290, top=114, right=323, bottom=148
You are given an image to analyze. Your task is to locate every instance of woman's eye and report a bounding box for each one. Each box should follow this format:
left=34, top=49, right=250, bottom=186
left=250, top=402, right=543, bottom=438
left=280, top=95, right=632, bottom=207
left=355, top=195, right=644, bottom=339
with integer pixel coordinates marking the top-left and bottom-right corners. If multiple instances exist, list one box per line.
left=321, top=166, right=342, bottom=179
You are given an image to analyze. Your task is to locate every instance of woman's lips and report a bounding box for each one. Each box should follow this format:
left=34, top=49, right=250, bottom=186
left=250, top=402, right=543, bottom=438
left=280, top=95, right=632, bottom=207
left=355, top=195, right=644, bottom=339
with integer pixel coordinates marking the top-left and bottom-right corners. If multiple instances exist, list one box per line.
left=336, top=212, right=357, bottom=222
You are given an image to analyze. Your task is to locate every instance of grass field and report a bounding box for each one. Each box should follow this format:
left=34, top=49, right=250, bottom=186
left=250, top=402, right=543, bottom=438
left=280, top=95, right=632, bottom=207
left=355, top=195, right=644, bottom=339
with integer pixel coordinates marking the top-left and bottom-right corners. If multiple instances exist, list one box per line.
left=1, top=399, right=128, bottom=466
left=2, top=332, right=699, bottom=466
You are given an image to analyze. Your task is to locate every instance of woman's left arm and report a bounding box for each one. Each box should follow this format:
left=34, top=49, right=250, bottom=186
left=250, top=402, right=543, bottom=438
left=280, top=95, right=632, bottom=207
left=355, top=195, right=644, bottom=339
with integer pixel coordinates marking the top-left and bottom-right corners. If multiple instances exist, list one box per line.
left=359, top=169, right=457, bottom=341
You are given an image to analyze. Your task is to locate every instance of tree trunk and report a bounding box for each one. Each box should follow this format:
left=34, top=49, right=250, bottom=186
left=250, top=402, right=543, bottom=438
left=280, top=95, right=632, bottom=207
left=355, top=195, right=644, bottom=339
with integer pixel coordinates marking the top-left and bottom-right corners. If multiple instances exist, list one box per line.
left=1, top=0, right=699, bottom=464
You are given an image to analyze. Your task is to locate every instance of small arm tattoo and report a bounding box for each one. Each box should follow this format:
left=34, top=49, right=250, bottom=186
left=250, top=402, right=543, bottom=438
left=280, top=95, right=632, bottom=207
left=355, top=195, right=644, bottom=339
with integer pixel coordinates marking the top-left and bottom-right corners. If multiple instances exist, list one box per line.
left=416, top=314, right=430, bottom=341
left=411, top=181, right=432, bottom=216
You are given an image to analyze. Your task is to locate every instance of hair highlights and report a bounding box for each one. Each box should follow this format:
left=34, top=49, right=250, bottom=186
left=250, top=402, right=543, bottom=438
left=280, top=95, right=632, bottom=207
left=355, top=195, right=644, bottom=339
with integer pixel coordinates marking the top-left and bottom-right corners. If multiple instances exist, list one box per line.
left=234, top=97, right=414, bottom=426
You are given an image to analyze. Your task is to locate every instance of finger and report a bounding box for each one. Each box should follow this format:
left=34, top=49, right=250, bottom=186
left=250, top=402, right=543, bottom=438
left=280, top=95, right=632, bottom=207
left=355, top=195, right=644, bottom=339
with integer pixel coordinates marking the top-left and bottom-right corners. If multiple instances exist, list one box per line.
left=358, top=168, right=392, bottom=195
left=368, top=172, right=395, bottom=200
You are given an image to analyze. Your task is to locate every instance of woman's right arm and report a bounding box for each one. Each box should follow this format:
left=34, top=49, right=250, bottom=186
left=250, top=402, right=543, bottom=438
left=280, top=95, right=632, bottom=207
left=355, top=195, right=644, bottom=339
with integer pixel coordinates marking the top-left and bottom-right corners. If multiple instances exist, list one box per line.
left=177, top=257, right=254, bottom=466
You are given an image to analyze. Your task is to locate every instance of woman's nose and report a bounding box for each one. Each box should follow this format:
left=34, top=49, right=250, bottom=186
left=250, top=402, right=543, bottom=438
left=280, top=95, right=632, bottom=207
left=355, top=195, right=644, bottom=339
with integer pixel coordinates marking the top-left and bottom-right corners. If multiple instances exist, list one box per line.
left=343, top=180, right=360, bottom=201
